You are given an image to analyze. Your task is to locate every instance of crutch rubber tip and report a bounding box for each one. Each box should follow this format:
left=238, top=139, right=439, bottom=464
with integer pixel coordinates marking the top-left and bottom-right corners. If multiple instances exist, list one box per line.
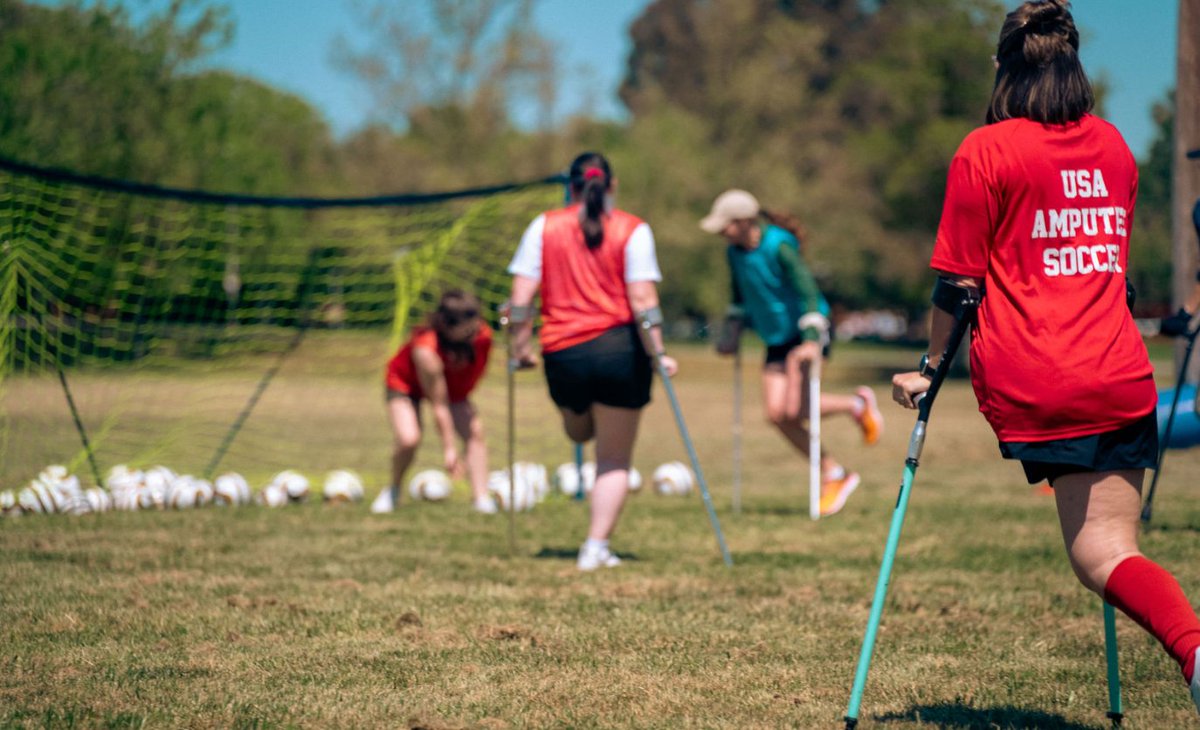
left=843, top=718, right=858, bottom=730
left=1106, top=711, right=1123, bottom=727
left=1139, top=505, right=1152, bottom=523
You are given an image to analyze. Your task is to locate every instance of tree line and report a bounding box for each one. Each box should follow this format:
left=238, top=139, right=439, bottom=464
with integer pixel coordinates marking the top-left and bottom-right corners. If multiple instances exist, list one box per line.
left=0, top=0, right=1176, bottom=324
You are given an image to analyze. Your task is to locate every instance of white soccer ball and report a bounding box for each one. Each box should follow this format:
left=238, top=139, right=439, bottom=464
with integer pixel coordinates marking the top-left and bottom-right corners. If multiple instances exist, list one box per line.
left=193, top=478, right=214, bottom=507
left=628, top=467, right=643, bottom=492
left=487, top=469, right=535, bottom=512
left=112, top=489, right=140, bottom=511
left=514, top=462, right=549, bottom=502
left=271, top=470, right=310, bottom=503
left=84, top=487, right=112, bottom=513
left=0, top=489, right=18, bottom=517
left=214, top=473, right=251, bottom=506
left=323, top=470, right=364, bottom=503
left=409, top=469, right=452, bottom=502
left=39, top=464, right=69, bottom=484
left=555, top=461, right=596, bottom=496
left=142, top=466, right=175, bottom=505
left=18, top=482, right=52, bottom=514
left=107, top=464, right=142, bottom=489
left=256, top=482, right=289, bottom=508
left=653, top=461, right=695, bottom=496
left=167, top=475, right=200, bottom=510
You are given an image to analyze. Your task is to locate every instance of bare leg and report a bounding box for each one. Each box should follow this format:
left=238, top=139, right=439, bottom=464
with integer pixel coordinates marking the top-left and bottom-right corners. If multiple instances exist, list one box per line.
left=1054, top=469, right=1143, bottom=594
left=389, top=397, right=422, bottom=491
left=586, top=403, right=641, bottom=541
left=451, top=400, right=488, bottom=502
left=762, top=361, right=838, bottom=475
left=560, top=408, right=594, bottom=444
left=820, top=392, right=861, bottom=417
left=1057, top=468, right=1200, bottom=692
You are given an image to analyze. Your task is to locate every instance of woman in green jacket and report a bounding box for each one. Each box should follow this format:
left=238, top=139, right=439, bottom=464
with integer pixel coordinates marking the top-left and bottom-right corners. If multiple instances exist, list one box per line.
left=702, top=189, right=882, bottom=516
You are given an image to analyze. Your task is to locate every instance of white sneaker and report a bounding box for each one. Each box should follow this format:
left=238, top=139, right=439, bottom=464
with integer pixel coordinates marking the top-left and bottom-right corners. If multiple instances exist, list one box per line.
left=472, top=495, right=498, bottom=514
left=1190, top=646, right=1200, bottom=717
left=370, top=486, right=398, bottom=514
left=577, top=542, right=621, bottom=571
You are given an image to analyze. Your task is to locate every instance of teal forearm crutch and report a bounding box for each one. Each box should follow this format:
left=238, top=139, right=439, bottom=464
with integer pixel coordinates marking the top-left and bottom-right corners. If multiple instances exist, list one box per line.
left=843, top=289, right=978, bottom=729
left=1103, top=601, right=1123, bottom=727
left=636, top=310, right=733, bottom=567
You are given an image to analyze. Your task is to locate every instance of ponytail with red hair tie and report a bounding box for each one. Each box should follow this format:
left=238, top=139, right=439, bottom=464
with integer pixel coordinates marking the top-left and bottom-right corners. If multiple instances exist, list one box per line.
left=583, top=168, right=605, bottom=181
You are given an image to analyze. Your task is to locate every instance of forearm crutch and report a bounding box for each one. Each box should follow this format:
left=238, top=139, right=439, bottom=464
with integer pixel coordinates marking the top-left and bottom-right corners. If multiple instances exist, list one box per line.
left=732, top=348, right=744, bottom=514
left=1141, top=319, right=1199, bottom=524
left=636, top=310, right=733, bottom=567
left=573, top=442, right=586, bottom=501
left=843, top=290, right=978, bottom=729
left=1103, top=601, right=1124, bottom=727
left=1142, top=195, right=1200, bottom=524
left=808, top=353, right=822, bottom=521
left=499, top=302, right=521, bottom=555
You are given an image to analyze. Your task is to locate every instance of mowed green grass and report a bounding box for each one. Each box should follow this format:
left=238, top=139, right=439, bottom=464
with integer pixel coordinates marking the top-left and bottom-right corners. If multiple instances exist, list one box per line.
left=4, top=337, right=1200, bottom=728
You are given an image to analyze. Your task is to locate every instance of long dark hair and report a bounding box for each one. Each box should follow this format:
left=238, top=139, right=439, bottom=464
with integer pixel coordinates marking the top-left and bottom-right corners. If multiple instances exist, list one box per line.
left=759, top=209, right=808, bottom=253
left=568, top=151, right=612, bottom=249
left=428, top=289, right=481, bottom=364
left=987, top=0, right=1093, bottom=125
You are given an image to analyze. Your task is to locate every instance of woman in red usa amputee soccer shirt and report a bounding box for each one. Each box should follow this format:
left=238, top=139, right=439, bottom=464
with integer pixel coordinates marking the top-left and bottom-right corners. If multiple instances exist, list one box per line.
left=506, top=151, right=676, bottom=572
left=892, top=0, right=1200, bottom=717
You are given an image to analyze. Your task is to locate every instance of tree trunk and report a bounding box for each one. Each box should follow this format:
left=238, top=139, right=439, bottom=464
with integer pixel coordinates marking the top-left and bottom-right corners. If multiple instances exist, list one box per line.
left=1174, top=0, right=1200, bottom=379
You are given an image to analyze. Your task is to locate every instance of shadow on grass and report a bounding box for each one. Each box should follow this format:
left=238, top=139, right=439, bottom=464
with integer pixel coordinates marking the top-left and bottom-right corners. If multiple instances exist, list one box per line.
left=734, top=504, right=817, bottom=517
left=875, top=702, right=1107, bottom=729
left=533, top=546, right=640, bottom=562
left=722, top=550, right=821, bottom=569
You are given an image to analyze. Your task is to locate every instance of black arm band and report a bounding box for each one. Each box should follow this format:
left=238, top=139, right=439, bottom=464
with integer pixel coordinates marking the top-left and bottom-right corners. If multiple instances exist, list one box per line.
left=931, top=276, right=980, bottom=316
left=1194, top=269, right=1200, bottom=284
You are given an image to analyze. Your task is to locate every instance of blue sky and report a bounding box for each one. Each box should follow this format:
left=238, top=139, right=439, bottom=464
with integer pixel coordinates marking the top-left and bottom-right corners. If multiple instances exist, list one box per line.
left=45, top=1, right=1183, bottom=159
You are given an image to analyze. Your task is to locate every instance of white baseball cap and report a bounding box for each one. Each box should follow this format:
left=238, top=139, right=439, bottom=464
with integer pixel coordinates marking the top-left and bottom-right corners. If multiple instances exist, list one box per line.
left=700, top=189, right=760, bottom=234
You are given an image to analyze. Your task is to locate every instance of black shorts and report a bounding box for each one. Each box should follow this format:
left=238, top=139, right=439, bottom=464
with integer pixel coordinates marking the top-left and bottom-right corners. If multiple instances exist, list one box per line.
left=543, top=324, right=653, bottom=414
left=999, top=410, right=1159, bottom=485
left=764, top=334, right=833, bottom=366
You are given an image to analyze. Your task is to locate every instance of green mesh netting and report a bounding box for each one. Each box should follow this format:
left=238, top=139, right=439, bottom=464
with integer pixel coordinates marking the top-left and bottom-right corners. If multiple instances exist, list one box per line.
left=0, top=158, right=573, bottom=493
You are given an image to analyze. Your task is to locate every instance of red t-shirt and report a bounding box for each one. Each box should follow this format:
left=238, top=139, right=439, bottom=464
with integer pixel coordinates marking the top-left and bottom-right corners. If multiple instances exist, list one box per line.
left=539, top=205, right=643, bottom=353
left=385, top=325, right=493, bottom=403
left=931, top=114, right=1155, bottom=442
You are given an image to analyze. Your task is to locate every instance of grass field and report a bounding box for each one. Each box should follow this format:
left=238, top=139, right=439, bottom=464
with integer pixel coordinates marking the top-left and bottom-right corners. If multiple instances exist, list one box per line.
left=4, top=338, right=1200, bottom=728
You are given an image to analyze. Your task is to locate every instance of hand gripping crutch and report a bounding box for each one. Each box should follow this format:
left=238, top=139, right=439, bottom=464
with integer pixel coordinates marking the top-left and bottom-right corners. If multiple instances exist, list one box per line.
left=843, top=290, right=978, bottom=729
left=636, top=310, right=733, bottom=567
left=1103, top=601, right=1124, bottom=727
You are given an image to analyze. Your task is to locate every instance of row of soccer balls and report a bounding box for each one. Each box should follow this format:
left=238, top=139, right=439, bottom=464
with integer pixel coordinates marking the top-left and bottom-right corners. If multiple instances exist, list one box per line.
left=1, top=464, right=367, bottom=517
left=408, top=460, right=697, bottom=509
left=2, top=460, right=696, bottom=518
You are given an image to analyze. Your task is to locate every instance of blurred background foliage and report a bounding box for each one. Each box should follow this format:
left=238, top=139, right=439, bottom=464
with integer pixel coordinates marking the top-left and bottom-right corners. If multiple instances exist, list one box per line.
left=0, top=0, right=1177, bottom=323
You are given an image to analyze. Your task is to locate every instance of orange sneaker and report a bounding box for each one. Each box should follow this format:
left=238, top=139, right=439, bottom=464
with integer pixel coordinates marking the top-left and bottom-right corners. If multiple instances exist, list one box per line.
left=1036, top=482, right=1054, bottom=496
left=819, top=471, right=861, bottom=517
left=855, top=386, right=884, bottom=445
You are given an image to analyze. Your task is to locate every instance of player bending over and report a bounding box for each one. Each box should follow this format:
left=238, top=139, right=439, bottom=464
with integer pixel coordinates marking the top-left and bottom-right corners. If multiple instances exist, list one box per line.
left=372, top=289, right=497, bottom=515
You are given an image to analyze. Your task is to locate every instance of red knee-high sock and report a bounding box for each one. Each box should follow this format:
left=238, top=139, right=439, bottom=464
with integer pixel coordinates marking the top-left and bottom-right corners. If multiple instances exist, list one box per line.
left=1104, top=555, right=1200, bottom=682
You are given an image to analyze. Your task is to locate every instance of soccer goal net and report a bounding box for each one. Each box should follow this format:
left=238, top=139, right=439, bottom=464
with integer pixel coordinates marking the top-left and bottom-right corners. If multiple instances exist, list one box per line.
left=0, top=156, right=573, bottom=495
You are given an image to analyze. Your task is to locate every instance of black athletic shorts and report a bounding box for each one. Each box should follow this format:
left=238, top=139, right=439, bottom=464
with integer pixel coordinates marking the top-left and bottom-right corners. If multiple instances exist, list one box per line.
left=999, top=410, right=1159, bottom=486
left=764, top=333, right=833, bottom=366
left=543, top=324, right=653, bottom=414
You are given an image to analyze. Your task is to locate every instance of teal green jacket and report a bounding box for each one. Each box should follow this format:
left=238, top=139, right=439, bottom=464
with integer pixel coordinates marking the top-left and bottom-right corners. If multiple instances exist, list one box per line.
left=727, top=224, right=829, bottom=346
